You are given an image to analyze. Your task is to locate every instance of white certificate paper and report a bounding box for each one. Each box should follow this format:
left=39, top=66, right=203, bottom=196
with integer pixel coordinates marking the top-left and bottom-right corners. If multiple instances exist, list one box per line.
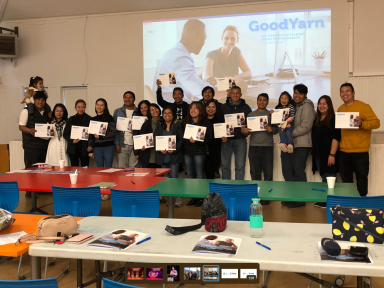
left=248, top=116, right=269, bottom=132
left=158, top=72, right=177, bottom=86
left=116, top=117, right=132, bottom=132
left=70, top=126, right=89, bottom=140
left=133, top=133, right=154, bottom=150
left=156, top=135, right=176, bottom=151
left=224, top=113, right=245, bottom=128
left=88, top=121, right=108, bottom=136
left=35, top=124, right=54, bottom=138
left=183, top=124, right=207, bottom=142
left=132, top=116, right=147, bottom=130
left=336, top=112, right=360, bottom=129
left=217, top=77, right=237, bottom=91
left=271, top=108, right=290, bottom=124
left=214, top=123, right=235, bottom=138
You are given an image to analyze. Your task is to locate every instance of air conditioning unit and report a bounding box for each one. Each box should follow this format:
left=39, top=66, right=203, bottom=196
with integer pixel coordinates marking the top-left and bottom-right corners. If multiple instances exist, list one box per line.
left=0, top=34, right=17, bottom=59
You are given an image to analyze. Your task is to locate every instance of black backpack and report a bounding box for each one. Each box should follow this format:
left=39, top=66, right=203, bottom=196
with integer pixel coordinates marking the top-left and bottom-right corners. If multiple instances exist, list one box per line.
left=165, top=193, right=227, bottom=235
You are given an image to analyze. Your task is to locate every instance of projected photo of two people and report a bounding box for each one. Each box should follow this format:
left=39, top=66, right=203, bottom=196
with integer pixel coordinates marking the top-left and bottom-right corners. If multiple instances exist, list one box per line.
left=147, top=11, right=330, bottom=105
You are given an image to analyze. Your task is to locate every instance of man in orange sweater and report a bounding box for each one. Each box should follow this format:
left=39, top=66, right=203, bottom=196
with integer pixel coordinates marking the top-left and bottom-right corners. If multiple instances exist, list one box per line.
left=338, top=83, right=380, bottom=196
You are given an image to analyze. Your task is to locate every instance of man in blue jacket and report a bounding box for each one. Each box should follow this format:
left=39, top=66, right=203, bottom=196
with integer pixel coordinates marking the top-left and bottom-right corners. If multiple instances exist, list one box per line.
left=113, top=91, right=138, bottom=168
left=220, top=86, right=252, bottom=180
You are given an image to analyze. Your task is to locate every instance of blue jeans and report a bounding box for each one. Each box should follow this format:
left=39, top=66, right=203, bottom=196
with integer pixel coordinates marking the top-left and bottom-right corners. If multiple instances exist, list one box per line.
left=184, top=155, right=206, bottom=179
left=161, top=163, right=179, bottom=178
left=94, top=145, right=114, bottom=167
left=221, top=138, right=247, bottom=180
left=278, top=125, right=294, bottom=145
left=315, top=157, right=337, bottom=183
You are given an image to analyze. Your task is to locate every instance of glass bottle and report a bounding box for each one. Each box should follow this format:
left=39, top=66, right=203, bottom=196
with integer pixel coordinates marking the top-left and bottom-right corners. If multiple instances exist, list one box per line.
left=250, top=198, right=264, bottom=238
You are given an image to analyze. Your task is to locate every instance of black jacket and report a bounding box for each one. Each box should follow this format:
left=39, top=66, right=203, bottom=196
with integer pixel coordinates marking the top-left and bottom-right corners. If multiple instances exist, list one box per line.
left=311, top=115, right=341, bottom=176
left=22, top=106, right=50, bottom=150
left=157, top=87, right=189, bottom=122
left=220, top=98, right=252, bottom=139
left=138, top=118, right=162, bottom=164
left=154, top=122, right=184, bottom=165
left=63, top=113, right=92, bottom=156
left=183, top=118, right=213, bottom=156
left=88, top=114, right=116, bottom=148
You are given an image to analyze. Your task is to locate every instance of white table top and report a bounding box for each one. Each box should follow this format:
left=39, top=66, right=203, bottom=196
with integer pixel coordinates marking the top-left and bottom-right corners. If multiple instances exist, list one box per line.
left=29, top=217, right=384, bottom=277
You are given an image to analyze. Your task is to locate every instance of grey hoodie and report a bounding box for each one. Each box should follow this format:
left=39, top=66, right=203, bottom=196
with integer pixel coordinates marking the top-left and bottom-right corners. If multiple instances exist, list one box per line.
left=292, top=98, right=315, bottom=148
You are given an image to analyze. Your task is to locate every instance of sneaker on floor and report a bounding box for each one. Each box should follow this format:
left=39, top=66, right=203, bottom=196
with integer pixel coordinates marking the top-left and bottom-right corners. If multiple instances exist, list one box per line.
left=101, top=194, right=111, bottom=201
left=174, top=197, right=183, bottom=208
left=160, top=198, right=168, bottom=205
left=281, top=201, right=291, bottom=206
left=287, top=202, right=305, bottom=208
left=279, top=143, right=288, bottom=153
left=314, top=202, right=327, bottom=208
left=287, top=144, right=294, bottom=154
left=25, top=192, right=32, bottom=199
left=187, top=198, right=196, bottom=206
left=260, top=200, right=270, bottom=205
left=194, top=199, right=204, bottom=207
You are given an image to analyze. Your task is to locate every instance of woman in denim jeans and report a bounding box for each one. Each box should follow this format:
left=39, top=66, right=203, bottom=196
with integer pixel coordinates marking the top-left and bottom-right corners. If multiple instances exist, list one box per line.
left=183, top=102, right=213, bottom=207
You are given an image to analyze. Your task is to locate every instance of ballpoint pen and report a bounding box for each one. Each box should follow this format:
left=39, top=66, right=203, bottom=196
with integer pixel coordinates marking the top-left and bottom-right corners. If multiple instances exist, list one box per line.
left=312, top=188, right=326, bottom=192
left=256, top=241, right=271, bottom=250
left=136, top=237, right=151, bottom=245
left=131, top=181, right=136, bottom=185
left=268, top=189, right=273, bottom=193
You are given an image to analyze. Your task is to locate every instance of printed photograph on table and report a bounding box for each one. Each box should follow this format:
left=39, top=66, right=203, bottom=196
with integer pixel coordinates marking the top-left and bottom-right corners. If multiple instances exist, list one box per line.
left=317, top=242, right=372, bottom=263
left=127, top=267, right=144, bottom=280
left=167, top=265, right=180, bottom=282
left=87, top=229, right=149, bottom=250
left=146, top=267, right=163, bottom=280
left=192, top=235, right=242, bottom=255
left=184, top=267, right=201, bottom=280
left=144, top=9, right=331, bottom=105
left=203, top=265, right=219, bottom=282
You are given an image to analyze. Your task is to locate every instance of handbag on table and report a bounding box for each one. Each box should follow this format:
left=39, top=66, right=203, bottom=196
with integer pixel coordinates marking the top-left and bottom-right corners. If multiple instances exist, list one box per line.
left=330, top=206, right=384, bottom=244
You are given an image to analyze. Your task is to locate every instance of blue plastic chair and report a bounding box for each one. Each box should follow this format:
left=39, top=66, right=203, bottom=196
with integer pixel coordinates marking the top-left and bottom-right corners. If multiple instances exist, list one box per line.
left=110, top=189, right=159, bottom=218
left=326, top=195, right=384, bottom=223
left=0, top=181, right=19, bottom=212
left=0, top=278, right=58, bottom=288
left=209, top=182, right=258, bottom=221
left=51, top=186, right=101, bottom=217
left=103, top=278, right=208, bottom=288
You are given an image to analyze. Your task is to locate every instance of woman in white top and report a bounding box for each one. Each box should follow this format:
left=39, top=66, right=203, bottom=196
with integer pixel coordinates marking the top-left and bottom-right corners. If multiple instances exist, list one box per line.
left=45, top=104, right=70, bottom=166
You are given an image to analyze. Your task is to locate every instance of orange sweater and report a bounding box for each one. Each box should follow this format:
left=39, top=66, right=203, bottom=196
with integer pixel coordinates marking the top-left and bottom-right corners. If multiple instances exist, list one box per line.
left=337, top=100, right=380, bottom=152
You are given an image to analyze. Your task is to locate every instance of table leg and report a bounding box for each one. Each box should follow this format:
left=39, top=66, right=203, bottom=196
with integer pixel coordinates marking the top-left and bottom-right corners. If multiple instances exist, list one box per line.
left=168, top=196, right=174, bottom=218
left=31, top=256, right=41, bottom=279
left=29, top=192, right=48, bottom=214
left=357, top=276, right=371, bottom=288
left=77, top=259, right=82, bottom=288
left=95, top=260, right=101, bottom=288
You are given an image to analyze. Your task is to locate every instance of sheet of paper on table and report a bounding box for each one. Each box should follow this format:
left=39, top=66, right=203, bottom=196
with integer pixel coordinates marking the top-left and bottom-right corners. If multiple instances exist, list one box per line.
left=0, top=231, right=27, bottom=245
left=126, top=173, right=149, bottom=176
left=99, top=168, right=122, bottom=173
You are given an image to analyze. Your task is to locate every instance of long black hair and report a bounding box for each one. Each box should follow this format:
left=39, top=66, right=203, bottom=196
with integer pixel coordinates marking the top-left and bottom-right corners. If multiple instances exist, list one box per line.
left=51, top=103, right=68, bottom=122
left=137, top=100, right=151, bottom=117
left=94, top=98, right=111, bottom=121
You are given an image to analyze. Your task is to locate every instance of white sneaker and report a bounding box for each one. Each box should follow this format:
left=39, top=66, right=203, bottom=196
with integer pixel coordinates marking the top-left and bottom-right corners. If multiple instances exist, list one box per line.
left=101, top=194, right=111, bottom=201
left=174, top=197, right=183, bottom=207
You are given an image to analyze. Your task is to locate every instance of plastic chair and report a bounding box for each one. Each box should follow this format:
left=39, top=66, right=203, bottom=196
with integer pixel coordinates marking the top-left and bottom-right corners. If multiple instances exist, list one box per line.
left=103, top=278, right=208, bottom=288
left=110, top=189, right=159, bottom=218
left=326, top=195, right=384, bottom=223
left=0, top=181, right=19, bottom=212
left=51, top=186, right=101, bottom=217
left=209, top=182, right=258, bottom=221
left=0, top=278, right=58, bottom=287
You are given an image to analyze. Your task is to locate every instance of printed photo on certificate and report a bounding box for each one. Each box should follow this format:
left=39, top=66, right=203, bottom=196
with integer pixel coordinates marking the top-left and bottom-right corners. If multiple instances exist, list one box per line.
left=132, top=116, right=147, bottom=130
left=156, top=135, right=176, bottom=151
left=335, top=112, right=360, bottom=129
left=224, top=113, right=245, bottom=128
left=158, top=72, right=177, bottom=86
left=271, top=108, right=290, bottom=124
left=70, top=126, right=89, bottom=140
left=183, top=124, right=207, bottom=142
left=88, top=121, right=109, bottom=136
left=217, top=77, right=238, bottom=91
left=116, top=117, right=132, bottom=132
left=247, top=116, right=268, bottom=132
left=133, top=133, right=154, bottom=150
left=35, top=124, right=54, bottom=138
left=214, top=123, right=235, bottom=138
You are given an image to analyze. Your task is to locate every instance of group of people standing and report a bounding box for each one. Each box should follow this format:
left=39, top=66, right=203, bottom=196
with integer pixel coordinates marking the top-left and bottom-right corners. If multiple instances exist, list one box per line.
left=19, top=75, right=380, bottom=208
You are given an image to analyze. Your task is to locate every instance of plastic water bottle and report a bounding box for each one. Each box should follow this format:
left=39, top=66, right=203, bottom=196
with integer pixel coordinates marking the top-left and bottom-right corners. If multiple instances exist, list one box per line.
left=250, top=198, right=264, bottom=238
